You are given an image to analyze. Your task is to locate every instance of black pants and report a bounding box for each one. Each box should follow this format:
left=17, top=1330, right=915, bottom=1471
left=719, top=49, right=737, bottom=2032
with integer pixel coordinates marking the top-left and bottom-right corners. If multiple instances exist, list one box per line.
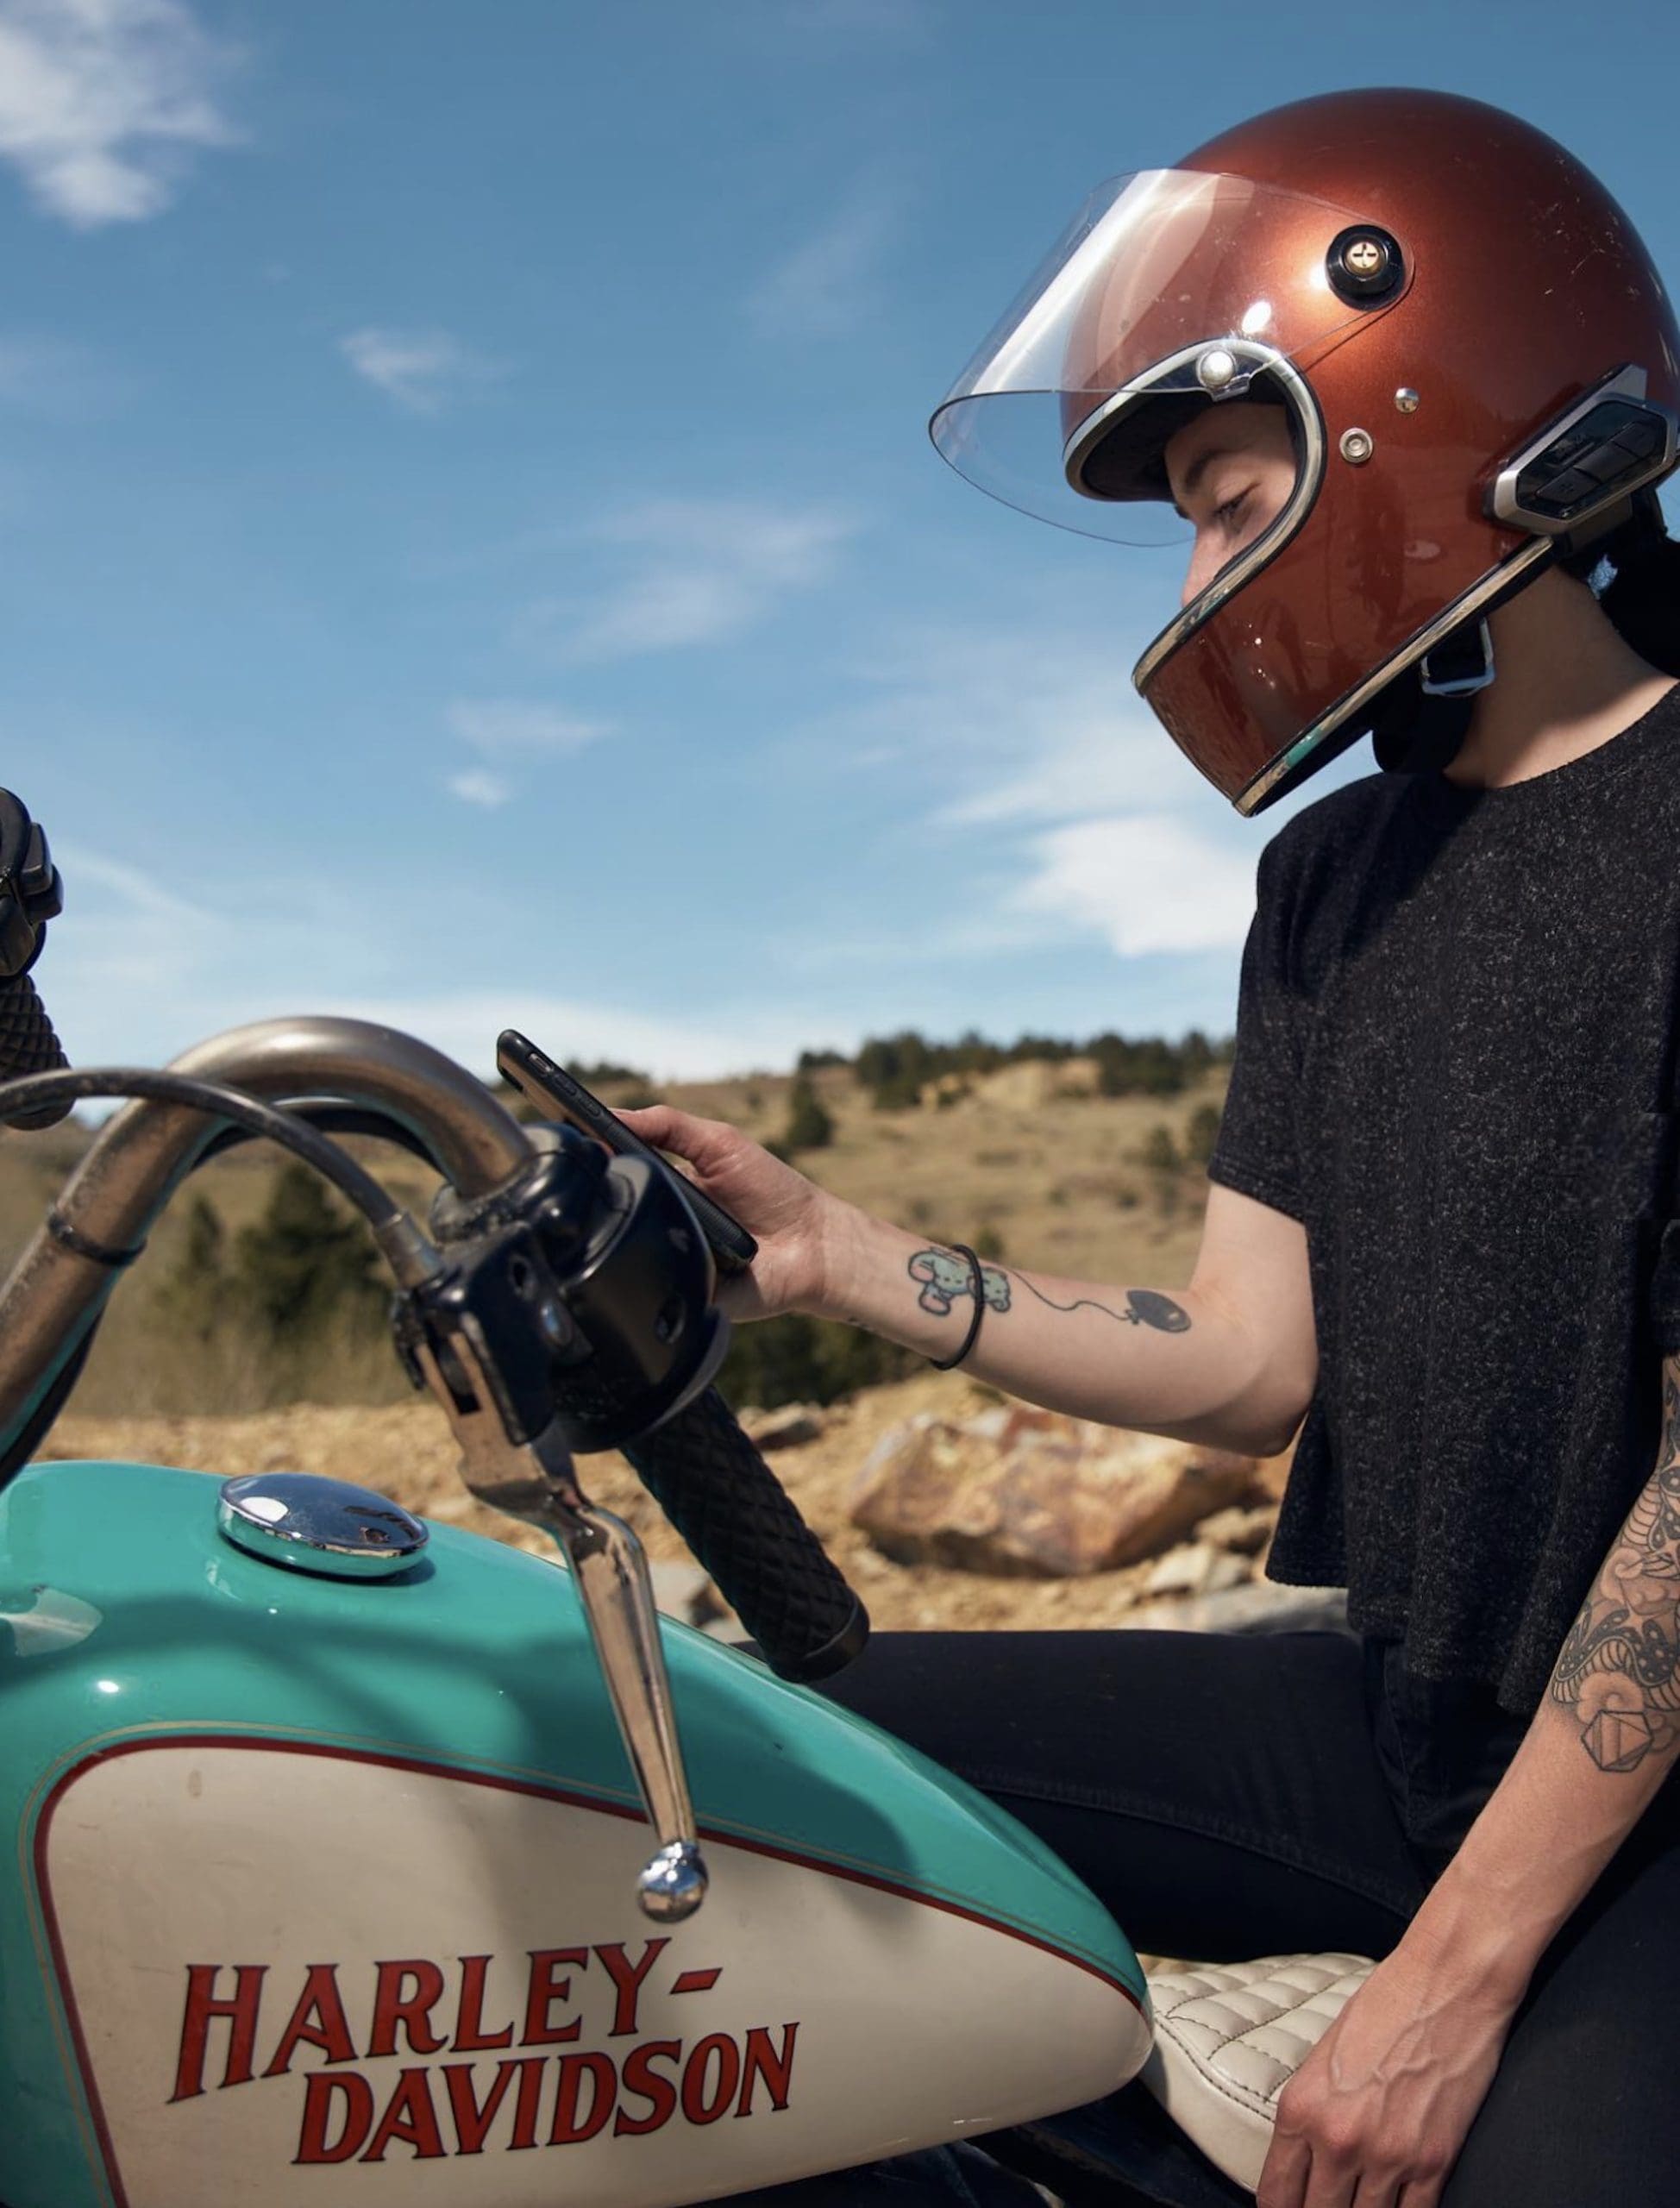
left=799, top=1627, right=1680, bottom=2205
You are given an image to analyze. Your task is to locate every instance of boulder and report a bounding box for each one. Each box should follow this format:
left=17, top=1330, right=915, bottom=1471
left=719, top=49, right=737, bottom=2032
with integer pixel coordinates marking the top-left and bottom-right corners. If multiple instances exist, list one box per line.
left=849, top=1408, right=1258, bottom=1578
left=1192, top=1503, right=1278, bottom=1556
left=744, top=1402, right=825, bottom=1451
left=648, top=1561, right=740, bottom=1637
left=1143, top=1541, right=1252, bottom=1599
left=1121, top=1581, right=1350, bottom=1636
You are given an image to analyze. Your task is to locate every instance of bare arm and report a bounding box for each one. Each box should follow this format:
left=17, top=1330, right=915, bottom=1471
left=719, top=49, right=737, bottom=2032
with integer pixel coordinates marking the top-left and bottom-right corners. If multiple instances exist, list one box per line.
left=618, top=1096, right=1316, bottom=1458
left=1259, top=1352, right=1680, bottom=2208
left=1401, top=1352, right=1680, bottom=1989
left=814, top=1182, right=1315, bottom=1455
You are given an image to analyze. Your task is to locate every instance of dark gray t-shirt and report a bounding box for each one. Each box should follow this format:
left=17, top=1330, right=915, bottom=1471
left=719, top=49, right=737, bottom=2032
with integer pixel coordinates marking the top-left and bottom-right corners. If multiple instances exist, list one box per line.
left=1210, top=685, right=1680, bottom=1712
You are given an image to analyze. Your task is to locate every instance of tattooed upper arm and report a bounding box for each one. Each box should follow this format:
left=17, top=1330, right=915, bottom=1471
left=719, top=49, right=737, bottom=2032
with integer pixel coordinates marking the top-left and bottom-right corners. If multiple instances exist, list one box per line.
left=1550, top=1358, right=1680, bottom=1772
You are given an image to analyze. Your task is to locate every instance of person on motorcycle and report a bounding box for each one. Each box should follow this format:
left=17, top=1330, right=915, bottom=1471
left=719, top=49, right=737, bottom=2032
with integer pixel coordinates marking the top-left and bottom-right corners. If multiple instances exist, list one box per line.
left=625, top=88, right=1680, bottom=2208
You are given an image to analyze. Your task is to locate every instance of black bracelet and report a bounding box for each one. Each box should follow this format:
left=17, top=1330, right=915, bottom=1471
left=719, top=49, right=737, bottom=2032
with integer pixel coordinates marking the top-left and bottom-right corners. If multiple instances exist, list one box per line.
left=928, top=1242, right=987, bottom=1371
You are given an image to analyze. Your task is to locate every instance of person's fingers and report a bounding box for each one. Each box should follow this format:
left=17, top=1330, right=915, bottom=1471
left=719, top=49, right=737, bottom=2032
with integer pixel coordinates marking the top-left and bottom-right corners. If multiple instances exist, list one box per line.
left=618, top=1102, right=735, bottom=1174
left=616, top=1101, right=686, bottom=1147
left=1312, top=2170, right=1359, bottom=2208
left=1393, top=2179, right=1446, bottom=2208
left=1256, top=2128, right=1313, bottom=2208
left=1351, top=2168, right=1407, bottom=2208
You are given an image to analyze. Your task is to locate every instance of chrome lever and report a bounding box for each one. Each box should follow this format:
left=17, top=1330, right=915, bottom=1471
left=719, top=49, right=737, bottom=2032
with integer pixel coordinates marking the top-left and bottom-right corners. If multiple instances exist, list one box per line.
left=411, top=1326, right=708, bottom=1923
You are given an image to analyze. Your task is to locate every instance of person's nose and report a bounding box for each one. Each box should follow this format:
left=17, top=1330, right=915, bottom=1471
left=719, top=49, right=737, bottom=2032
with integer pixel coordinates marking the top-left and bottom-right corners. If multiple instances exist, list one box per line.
left=1179, top=530, right=1223, bottom=609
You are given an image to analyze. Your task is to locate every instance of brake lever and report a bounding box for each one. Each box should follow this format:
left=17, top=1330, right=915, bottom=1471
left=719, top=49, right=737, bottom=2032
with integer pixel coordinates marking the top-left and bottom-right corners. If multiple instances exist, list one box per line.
left=405, top=1301, right=708, bottom=1924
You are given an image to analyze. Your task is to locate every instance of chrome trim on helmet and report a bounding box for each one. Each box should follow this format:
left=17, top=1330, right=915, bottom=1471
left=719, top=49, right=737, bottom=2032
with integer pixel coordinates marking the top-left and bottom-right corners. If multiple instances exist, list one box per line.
left=1109, top=346, right=1326, bottom=693
left=1232, top=536, right=1552, bottom=814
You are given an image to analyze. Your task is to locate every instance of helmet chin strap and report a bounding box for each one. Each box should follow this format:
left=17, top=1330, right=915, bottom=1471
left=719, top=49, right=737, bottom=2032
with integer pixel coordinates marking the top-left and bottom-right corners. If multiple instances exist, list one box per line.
left=1370, top=619, right=1495, bottom=775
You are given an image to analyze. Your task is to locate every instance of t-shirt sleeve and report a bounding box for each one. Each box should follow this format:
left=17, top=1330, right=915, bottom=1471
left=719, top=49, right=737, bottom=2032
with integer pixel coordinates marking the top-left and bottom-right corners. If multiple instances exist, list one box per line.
left=1207, top=833, right=1305, bottom=1224
left=1649, top=1220, right=1680, bottom=1356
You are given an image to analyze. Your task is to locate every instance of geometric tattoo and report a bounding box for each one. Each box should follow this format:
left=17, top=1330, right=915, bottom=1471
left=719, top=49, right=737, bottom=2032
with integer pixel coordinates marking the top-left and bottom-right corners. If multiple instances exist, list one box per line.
left=906, top=1246, right=1191, bottom=1336
left=1549, top=1360, right=1680, bottom=1773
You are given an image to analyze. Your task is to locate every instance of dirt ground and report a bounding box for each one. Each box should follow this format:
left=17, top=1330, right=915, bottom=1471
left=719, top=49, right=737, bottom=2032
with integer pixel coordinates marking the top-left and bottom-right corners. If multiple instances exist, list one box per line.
left=43, top=1371, right=1290, bottom=1633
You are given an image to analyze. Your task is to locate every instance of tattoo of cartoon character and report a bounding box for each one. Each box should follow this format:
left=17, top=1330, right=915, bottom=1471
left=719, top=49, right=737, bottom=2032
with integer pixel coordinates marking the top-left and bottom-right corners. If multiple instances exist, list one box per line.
left=1550, top=1362, right=1680, bottom=1772
left=908, top=1247, right=1012, bottom=1317
left=904, top=1249, right=1191, bottom=1337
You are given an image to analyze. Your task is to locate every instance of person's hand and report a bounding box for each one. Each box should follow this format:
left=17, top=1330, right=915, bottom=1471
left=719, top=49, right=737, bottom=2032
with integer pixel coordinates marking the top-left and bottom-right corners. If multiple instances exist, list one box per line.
left=617, top=1101, right=855, bottom=1322
left=1256, top=1941, right=1520, bottom=2208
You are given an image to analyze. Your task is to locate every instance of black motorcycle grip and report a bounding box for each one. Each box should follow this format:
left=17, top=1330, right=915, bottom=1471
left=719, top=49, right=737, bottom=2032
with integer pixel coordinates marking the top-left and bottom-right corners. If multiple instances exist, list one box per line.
left=622, top=1385, right=869, bottom=1682
left=0, top=972, right=70, bottom=1128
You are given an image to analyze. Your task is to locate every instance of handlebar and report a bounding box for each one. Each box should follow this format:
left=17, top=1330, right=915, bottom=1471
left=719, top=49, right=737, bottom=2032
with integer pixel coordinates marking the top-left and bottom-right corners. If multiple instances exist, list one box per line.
left=624, top=1389, right=868, bottom=1680
left=0, top=972, right=69, bottom=1128
left=0, top=787, right=68, bottom=1127
left=0, top=1017, right=536, bottom=1465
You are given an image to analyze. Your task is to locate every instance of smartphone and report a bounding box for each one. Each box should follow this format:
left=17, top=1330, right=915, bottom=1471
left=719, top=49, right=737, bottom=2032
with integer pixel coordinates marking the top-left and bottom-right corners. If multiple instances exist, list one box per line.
left=496, top=1028, right=758, bottom=1276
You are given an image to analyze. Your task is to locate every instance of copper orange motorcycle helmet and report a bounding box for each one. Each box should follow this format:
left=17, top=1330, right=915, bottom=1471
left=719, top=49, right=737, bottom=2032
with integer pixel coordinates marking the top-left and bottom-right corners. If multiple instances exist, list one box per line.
left=931, top=88, right=1680, bottom=812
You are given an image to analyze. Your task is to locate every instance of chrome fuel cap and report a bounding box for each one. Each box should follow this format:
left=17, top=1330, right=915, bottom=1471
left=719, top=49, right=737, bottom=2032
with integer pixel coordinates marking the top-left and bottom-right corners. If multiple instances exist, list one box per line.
left=217, top=1473, right=428, bottom=1579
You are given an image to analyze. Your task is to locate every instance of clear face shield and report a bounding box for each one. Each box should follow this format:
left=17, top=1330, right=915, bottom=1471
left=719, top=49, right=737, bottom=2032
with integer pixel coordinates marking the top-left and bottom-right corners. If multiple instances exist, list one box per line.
left=929, top=169, right=1410, bottom=553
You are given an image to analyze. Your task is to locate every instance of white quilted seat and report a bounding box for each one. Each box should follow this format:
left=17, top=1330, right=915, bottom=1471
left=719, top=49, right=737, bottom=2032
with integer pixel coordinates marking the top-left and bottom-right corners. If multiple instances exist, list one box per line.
left=1139, top=1953, right=1376, bottom=2193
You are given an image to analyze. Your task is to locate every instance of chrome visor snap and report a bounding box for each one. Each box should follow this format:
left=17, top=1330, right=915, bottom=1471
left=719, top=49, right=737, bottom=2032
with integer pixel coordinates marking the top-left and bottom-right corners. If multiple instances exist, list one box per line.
left=1326, top=225, right=1405, bottom=306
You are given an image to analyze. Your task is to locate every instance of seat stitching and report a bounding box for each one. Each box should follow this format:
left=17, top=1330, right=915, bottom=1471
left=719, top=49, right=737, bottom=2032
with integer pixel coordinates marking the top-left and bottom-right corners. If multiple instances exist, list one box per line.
left=1158, top=1972, right=1365, bottom=2111
left=1154, top=2029, right=1288, bottom=2120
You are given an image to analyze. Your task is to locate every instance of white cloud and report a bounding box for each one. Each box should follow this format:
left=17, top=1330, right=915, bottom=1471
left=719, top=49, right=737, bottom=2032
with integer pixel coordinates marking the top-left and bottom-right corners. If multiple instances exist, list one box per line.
left=830, top=620, right=1200, bottom=824
left=0, top=0, right=237, bottom=229
left=442, top=698, right=609, bottom=807
left=446, top=699, right=608, bottom=760
left=340, top=327, right=505, bottom=416
left=781, top=612, right=1265, bottom=966
left=447, top=768, right=511, bottom=810
left=541, top=497, right=858, bottom=662
left=1009, top=814, right=1257, bottom=957
left=749, top=176, right=897, bottom=339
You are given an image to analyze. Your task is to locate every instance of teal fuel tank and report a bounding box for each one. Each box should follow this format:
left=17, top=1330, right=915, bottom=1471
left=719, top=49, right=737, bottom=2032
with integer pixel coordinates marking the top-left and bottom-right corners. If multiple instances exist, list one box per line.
left=0, top=1459, right=1150, bottom=2208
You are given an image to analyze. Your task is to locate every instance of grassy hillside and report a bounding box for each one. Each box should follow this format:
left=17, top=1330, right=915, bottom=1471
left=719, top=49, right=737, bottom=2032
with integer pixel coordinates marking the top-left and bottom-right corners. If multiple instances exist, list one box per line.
left=0, top=1054, right=1230, bottom=1420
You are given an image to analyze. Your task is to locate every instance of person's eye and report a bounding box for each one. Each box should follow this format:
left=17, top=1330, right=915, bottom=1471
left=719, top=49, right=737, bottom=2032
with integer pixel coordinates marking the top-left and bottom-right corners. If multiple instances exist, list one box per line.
left=1211, top=490, right=1252, bottom=532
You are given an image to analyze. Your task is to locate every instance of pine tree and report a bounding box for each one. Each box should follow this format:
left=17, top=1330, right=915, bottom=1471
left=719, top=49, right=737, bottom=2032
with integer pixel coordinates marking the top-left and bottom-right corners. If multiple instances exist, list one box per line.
left=234, top=1164, right=386, bottom=1343
left=782, top=1075, right=834, bottom=1153
left=159, top=1195, right=229, bottom=1342
left=1184, top=1101, right=1223, bottom=1168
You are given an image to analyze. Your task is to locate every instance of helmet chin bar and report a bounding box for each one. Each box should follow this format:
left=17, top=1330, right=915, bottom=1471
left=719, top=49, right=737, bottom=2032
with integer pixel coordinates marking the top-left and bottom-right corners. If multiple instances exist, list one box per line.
left=1232, top=536, right=1554, bottom=812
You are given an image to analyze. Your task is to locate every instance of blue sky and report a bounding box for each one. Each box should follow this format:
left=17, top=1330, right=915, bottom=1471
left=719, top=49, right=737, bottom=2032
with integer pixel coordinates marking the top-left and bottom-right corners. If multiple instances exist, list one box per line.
left=4, top=0, right=1680, bottom=1080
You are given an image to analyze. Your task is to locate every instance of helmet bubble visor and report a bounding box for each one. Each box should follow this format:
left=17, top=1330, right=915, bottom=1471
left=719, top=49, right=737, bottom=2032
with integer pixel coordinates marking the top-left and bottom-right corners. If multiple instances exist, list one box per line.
left=929, top=169, right=1408, bottom=545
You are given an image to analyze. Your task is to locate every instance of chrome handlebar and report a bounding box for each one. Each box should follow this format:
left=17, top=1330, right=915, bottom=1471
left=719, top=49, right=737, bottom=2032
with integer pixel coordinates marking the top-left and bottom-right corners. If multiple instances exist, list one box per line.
left=0, top=1014, right=710, bottom=1921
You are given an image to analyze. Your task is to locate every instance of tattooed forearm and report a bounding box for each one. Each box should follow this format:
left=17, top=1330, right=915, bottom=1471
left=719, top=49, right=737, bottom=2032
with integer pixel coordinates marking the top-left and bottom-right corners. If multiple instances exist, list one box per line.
left=907, top=1248, right=1013, bottom=1319
left=1550, top=1364, right=1680, bottom=1772
left=904, top=1249, right=1190, bottom=1334
left=1021, top=1281, right=1193, bottom=1333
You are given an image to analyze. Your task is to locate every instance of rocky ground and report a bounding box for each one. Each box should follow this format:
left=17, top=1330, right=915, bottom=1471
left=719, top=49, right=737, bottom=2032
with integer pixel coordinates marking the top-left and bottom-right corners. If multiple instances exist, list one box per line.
left=44, top=1373, right=1340, bottom=1638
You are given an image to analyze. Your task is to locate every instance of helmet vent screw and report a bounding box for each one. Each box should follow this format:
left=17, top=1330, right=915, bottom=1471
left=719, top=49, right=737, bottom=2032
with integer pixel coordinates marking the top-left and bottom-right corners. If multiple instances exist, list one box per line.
left=1326, top=225, right=1406, bottom=306
left=1197, top=347, right=1238, bottom=394
left=1339, top=428, right=1375, bottom=465
left=1395, top=387, right=1420, bottom=414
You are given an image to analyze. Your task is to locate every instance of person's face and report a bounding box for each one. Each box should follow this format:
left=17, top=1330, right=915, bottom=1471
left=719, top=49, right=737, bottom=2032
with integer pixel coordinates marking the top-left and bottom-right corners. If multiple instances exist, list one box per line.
left=1163, top=401, right=1297, bottom=609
